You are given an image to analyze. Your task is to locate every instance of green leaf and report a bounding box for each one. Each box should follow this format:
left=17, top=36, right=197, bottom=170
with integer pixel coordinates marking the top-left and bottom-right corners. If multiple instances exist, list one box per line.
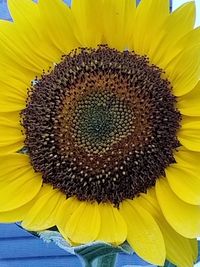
left=92, top=254, right=117, bottom=267
left=75, top=242, right=132, bottom=267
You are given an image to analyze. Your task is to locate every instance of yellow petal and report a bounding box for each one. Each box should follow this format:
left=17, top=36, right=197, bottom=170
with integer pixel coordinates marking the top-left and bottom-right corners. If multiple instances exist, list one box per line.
left=103, top=0, right=136, bottom=50
left=0, top=52, right=34, bottom=114
left=56, top=197, right=81, bottom=227
left=56, top=197, right=81, bottom=242
left=140, top=190, right=197, bottom=267
left=71, top=0, right=103, bottom=47
left=156, top=178, right=200, bottom=238
left=38, top=0, right=79, bottom=54
left=8, top=0, right=40, bottom=29
left=0, top=112, right=24, bottom=152
left=166, top=148, right=200, bottom=205
left=119, top=199, right=165, bottom=266
left=0, top=154, right=30, bottom=181
left=0, top=61, right=32, bottom=86
left=178, top=118, right=200, bottom=151
left=167, top=239, right=197, bottom=267
left=0, top=68, right=29, bottom=113
left=97, top=203, right=127, bottom=245
left=0, top=20, right=44, bottom=75
left=165, top=27, right=200, bottom=65
left=0, top=154, right=42, bottom=211
left=0, top=91, right=26, bottom=113
left=150, top=2, right=195, bottom=67
left=0, top=75, right=28, bottom=98
left=131, top=0, right=169, bottom=55
left=22, top=184, right=65, bottom=231
left=190, top=239, right=198, bottom=262
left=0, top=197, right=36, bottom=223
left=166, top=166, right=200, bottom=205
left=7, top=0, right=59, bottom=64
left=0, top=142, right=23, bottom=156
left=178, top=81, right=200, bottom=116
left=0, top=95, right=26, bottom=113
left=0, top=54, right=34, bottom=104
left=165, top=45, right=200, bottom=96
left=65, top=201, right=100, bottom=243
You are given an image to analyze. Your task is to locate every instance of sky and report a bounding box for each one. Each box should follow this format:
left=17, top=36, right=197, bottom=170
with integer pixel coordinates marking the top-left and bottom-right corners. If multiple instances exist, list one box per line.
left=173, top=0, right=200, bottom=26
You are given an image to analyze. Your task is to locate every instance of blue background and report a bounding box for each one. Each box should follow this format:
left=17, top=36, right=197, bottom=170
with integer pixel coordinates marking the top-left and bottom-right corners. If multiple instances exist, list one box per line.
left=0, top=223, right=151, bottom=267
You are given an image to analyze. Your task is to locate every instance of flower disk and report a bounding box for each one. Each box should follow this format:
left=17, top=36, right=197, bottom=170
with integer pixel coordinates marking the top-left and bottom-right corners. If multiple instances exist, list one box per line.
left=21, top=46, right=181, bottom=205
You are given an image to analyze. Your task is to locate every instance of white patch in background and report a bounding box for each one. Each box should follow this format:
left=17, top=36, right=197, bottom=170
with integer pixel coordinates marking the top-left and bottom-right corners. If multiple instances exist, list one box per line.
left=195, top=0, right=200, bottom=26
left=172, top=0, right=200, bottom=26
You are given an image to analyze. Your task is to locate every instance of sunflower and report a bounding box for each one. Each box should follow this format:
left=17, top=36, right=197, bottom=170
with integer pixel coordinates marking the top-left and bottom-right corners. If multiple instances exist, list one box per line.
left=0, top=0, right=200, bottom=266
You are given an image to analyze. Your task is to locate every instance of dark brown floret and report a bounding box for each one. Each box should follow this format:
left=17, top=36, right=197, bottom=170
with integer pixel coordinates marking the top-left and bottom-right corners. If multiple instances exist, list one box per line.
left=21, top=45, right=181, bottom=206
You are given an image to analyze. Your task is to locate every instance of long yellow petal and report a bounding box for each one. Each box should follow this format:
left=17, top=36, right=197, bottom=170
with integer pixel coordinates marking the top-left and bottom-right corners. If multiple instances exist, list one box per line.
left=156, top=178, right=200, bottom=238
left=140, top=189, right=197, bottom=267
left=0, top=154, right=42, bottom=211
left=0, top=34, right=36, bottom=113
left=0, top=142, right=23, bottom=156
left=103, top=0, right=136, bottom=50
left=22, top=184, right=65, bottom=231
left=178, top=81, right=200, bottom=116
left=0, top=112, right=24, bottom=153
left=0, top=75, right=28, bottom=98
left=56, top=197, right=81, bottom=242
left=0, top=154, right=29, bottom=181
left=0, top=197, right=36, bottom=223
left=0, top=50, right=35, bottom=95
left=0, top=95, right=26, bottom=113
left=166, top=167, right=200, bottom=205
left=38, top=0, right=79, bottom=54
left=190, top=239, right=198, bottom=262
left=166, top=148, right=200, bottom=204
left=97, top=203, right=127, bottom=245
left=149, top=2, right=195, bottom=67
left=0, top=65, right=29, bottom=113
left=71, top=0, right=103, bottom=47
left=0, top=20, right=45, bottom=75
left=7, top=0, right=60, bottom=64
left=164, top=27, right=200, bottom=66
left=119, top=199, right=165, bottom=266
left=165, top=45, right=200, bottom=96
left=178, top=118, right=200, bottom=151
left=0, top=61, right=33, bottom=86
left=0, top=94, right=26, bottom=113
left=64, top=201, right=100, bottom=243
left=131, top=0, right=169, bottom=55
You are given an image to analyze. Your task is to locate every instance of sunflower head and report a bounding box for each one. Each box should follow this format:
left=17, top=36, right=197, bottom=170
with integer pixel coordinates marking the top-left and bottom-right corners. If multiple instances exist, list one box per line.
left=21, top=45, right=181, bottom=206
left=0, top=0, right=200, bottom=266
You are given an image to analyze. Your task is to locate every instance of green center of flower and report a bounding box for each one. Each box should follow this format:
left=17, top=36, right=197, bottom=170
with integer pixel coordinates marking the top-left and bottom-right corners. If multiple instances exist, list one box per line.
left=21, top=45, right=181, bottom=205
left=63, top=90, right=134, bottom=154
